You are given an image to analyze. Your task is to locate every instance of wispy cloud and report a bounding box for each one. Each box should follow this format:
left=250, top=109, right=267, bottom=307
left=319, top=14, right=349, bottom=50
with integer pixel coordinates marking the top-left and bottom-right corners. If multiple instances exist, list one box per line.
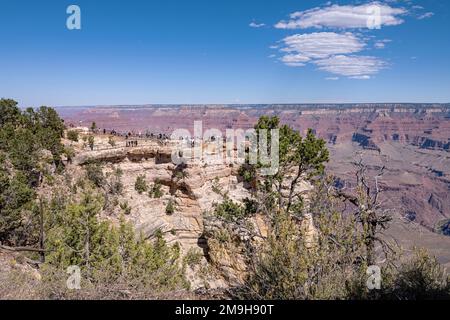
left=281, top=32, right=365, bottom=59
left=249, top=21, right=266, bottom=28
left=275, top=2, right=407, bottom=29
left=418, top=12, right=434, bottom=20
left=314, top=55, right=386, bottom=79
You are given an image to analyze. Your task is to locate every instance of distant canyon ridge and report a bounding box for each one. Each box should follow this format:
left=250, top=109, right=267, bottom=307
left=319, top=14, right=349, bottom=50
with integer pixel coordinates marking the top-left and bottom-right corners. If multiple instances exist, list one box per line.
left=56, top=103, right=450, bottom=254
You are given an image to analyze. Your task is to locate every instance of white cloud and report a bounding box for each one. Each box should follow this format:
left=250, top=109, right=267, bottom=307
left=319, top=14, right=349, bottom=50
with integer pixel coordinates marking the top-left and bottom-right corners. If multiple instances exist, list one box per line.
left=249, top=22, right=265, bottom=28
left=350, top=75, right=371, bottom=80
left=418, top=12, right=434, bottom=20
left=314, top=55, right=386, bottom=78
left=326, top=77, right=340, bottom=80
left=281, top=32, right=365, bottom=59
left=275, top=2, right=406, bottom=29
left=278, top=32, right=385, bottom=78
left=280, top=54, right=310, bottom=67
left=270, top=2, right=416, bottom=79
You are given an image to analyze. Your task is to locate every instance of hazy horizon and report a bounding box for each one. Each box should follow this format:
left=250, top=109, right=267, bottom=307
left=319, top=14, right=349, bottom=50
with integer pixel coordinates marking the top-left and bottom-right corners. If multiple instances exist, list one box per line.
left=14, top=101, right=450, bottom=109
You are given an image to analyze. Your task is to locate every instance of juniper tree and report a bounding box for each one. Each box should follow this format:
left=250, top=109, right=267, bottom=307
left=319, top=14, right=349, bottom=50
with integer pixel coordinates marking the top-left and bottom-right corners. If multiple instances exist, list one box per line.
left=240, top=116, right=329, bottom=218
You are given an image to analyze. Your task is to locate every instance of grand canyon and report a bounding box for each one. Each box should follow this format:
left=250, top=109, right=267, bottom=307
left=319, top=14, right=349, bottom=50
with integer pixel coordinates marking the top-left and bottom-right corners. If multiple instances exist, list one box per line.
left=2, top=0, right=450, bottom=304
left=56, top=104, right=450, bottom=267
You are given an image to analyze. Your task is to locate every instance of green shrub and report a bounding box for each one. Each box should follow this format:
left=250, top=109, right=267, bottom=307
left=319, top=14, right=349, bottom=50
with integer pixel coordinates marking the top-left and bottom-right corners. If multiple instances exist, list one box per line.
left=149, top=181, right=163, bottom=198
left=238, top=211, right=367, bottom=300
left=135, top=175, right=148, bottom=194
left=0, top=167, right=35, bottom=243
left=184, top=248, right=203, bottom=268
left=66, top=130, right=79, bottom=142
left=238, top=164, right=256, bottom=185
left=166, top=199, right=176, bottom=215
left=43, top=191, right=188, bottom=297
left=85, top=163, right=105, bottom=188
left=120, top=201, right=131, bottom=215
left=108, top=168, right=123, bottom=195
left=243, top=197, right=258, bottom=215
left=390, top=249, right=450, bottom=300
left=88, top=136, right=95, bottom=150
left=64, top=146, right=75, bottom=164
left=213, top=198, right=246, bottom=221
left=0, top=100, right=66, bottom=244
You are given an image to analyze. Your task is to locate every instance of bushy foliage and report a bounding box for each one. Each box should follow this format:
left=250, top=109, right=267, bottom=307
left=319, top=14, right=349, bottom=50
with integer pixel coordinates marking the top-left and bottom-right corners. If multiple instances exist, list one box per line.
left=64, top=146, right=75, bottom=164
left=211, top=180, right=258, bottom=222
left=85, top=162, right=105, bottom=188
left=42, top=190, right=188, bottom=296
left=88, top=136, right=95, bottom=151
left=119, top=201, right=132, bottom=215
left=0, top=157, right=35, bottom=243
left=238, top=164, right=256, bottom=185
left=184, top=248, right=203, bottom=268
left=239, top=210, right=366, bottom=300
left=213, top=198, right=246, bottom=222
left=389, top=249, right=450, bottom=300
left=66, top=130, right=79, bottom=142
left=0, top=99, right=65, bottom=245
left=165, top=199, right=176, bottom=215
left=149, top=181, right=163, bottom=198
left=107, top=167, right=123, bottom=195
left=134, top=175, right=148, bottom=194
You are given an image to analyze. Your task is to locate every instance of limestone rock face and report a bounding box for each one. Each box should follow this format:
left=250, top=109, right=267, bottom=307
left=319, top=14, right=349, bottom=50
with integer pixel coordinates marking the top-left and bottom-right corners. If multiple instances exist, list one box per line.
left=74, top=142, right=251, bottom=254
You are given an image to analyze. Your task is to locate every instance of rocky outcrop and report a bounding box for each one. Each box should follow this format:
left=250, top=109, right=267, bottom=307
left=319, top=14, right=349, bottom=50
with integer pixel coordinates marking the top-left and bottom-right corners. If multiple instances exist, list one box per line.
left=74, top=144, right=174, bottom=165
left=352, top=133, right=380, bottom=151
left=428, top=193, right=444, bottom=214
left=74, top=142, right=251, bottom=254
left=413, top=137, right=450, bottom=151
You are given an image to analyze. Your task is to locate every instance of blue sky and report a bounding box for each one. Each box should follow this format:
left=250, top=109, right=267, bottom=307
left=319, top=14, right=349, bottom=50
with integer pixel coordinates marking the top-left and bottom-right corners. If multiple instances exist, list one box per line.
left=0, top=0, right=449, bottom=106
